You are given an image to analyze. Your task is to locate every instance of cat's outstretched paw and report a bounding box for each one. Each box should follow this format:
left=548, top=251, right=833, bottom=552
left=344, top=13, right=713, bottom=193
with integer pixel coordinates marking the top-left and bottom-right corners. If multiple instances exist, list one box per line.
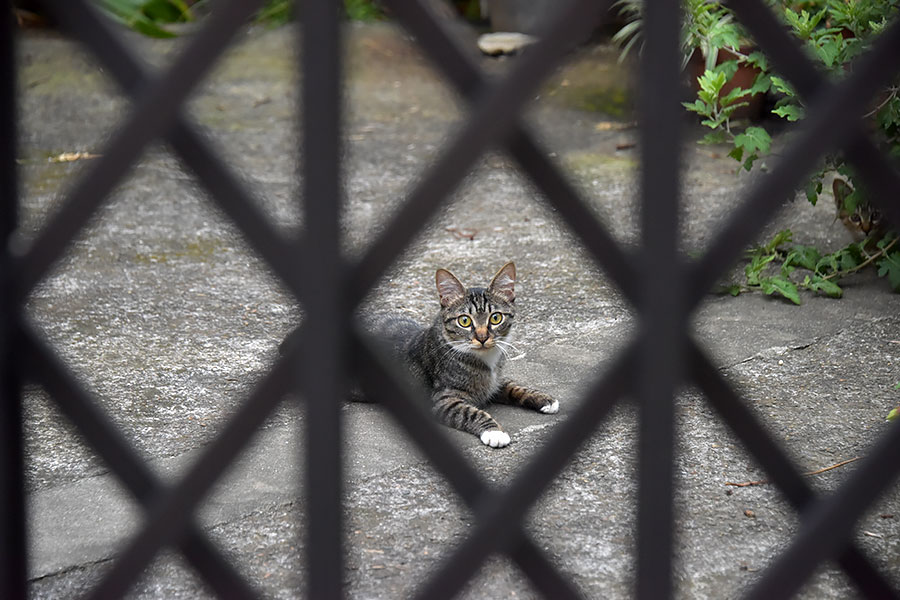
left=540, top=399, right=560, bottom=414
left=480, top=429, right=511, bottom=448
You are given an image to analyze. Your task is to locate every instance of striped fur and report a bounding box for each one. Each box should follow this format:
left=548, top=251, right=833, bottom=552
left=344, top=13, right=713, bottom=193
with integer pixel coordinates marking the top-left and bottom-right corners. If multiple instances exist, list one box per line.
left=367, top=262, right=558, bottom=447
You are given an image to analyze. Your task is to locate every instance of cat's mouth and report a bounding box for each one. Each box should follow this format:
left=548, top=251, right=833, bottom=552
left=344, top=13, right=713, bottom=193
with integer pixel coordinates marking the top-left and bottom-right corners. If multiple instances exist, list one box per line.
left=470, top=339, right=495, bottom=350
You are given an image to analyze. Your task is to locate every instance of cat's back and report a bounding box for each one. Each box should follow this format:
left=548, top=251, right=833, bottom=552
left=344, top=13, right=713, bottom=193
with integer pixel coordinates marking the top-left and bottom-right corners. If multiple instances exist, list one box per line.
left=362, top=312, right=424, bottom=358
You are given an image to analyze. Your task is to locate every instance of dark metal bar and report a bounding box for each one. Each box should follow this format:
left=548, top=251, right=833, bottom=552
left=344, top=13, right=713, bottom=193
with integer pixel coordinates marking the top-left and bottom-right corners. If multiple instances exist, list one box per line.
left=300, top=0, right=345, bottom=597
left=381, top=0, right=638, bottom=304
left=76, top=332, right=297, bottom=599
left=0, top=4, right=26, bottom=597
left=689, top=341, right=897, bottom=597
left=349, top=0, right=612, bottom=309
left=725, top=0, right=900, bottom=234
left=635, top=0, right=684, bottom=596
left=353, top=329, right=488, bottom=503
left=41, top=0, right=305, bottom=303
left=687, top=16, right=900, bottom=306
left=353, top=330, right=583, bottom=600
left=412, top=341, right=636, bottom=600
left=746, top=421, right=900, bottom=599
left=23, top=323, right=266, bottom=599
left=17, top=0, right=266, bottom=304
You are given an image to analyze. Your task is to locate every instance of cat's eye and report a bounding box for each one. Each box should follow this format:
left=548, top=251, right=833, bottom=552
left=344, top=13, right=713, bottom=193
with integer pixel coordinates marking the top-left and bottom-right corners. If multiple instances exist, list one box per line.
left=872, top=210, right=882, bottom=222
left=457, top=315, right=472, bottom=328
left=851, top=214, right=862, bottom=223
left=489, top=312, right=503, bottom=325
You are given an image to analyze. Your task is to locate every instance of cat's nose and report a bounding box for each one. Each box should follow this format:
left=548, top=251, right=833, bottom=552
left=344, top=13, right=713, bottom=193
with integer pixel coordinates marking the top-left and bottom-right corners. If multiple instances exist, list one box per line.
left=474, top=326, right=489, bottom=343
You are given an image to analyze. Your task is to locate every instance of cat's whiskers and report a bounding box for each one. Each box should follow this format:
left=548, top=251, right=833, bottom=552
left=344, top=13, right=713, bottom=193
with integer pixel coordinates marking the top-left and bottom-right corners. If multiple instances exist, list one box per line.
left=494, top=338, right=519, bottom=352
left=495, top=339, right=524, bottom=361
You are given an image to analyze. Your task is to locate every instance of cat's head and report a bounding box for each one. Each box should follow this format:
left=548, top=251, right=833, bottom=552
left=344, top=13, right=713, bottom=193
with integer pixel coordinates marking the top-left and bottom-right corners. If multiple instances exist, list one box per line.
left=434, top=262, right=516, bottom=355
left=833, top=177, right=883, bottom=238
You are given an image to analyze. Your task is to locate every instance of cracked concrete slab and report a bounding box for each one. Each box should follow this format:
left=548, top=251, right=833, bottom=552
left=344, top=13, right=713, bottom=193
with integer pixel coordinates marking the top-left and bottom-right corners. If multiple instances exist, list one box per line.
left=15, top=20, right=900, bottom=599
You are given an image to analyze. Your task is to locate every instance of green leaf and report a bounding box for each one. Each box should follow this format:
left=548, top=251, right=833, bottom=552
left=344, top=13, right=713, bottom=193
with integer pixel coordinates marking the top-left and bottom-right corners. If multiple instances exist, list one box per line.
left=682, top=99, right=710, bottom=115
left=718, top=284, right=743, bottom=296
left=344, top=0, right=384, bottom=21
left=93, top=0, right=178, bottom=37
left=765, top=229, right=793, bottom=253
left=745, top=253, right=777, bottom=286
left=772, top=104, right=805, bottom=121
left=712, top=60, right=740, bottom=82
left=745, top=51, right=769, bottom=71
left=770, top=76, right=797, bottom=98
left=837, top=244, right=864, bottom=271
left=815, top=253, right=840, bottom=275
left=876, top=96, right=900, bottom=130
left=877, top=251, right=900, bottom=292
left=878, top=232, right=899, bottom=249
left=806, top=275, right=843, bottom=298
left=701, top=117, right=726, bottom=130
left=805, top=178, right=822, bottom=205
left=749, top=73, right=772, bottom=97
left=888, top=407, right=899, bottom=422
left=786, top=245, right=821, bottom=270
left=733, top=126, right=772, bottom=156
left=700, top=131, right=729, bottom=145
left=761, top=275, right=802, bottom=305
left=813, top=36, right=842, bottom=68
left=721, top=86, right=751, bottom=107
left=697, top=69, right=728, bottom=104
left=142, top=0, right=189, bottom=22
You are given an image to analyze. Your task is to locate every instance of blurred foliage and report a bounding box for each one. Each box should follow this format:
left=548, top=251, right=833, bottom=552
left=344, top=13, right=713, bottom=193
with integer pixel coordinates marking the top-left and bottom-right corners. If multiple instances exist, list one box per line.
left=92, top=0, right=197, bottom=38
left=88, top=0, right=385, bottom=35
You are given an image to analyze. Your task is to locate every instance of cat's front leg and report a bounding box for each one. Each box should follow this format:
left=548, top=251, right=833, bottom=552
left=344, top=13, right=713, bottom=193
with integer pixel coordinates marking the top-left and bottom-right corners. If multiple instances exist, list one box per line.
left=432, top=390, right=510, bottom=448
left=495, top=381, right=559, bottom=414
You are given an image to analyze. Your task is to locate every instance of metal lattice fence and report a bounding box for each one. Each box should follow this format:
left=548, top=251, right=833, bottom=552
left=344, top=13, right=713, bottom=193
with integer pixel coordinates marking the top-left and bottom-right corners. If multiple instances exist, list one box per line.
left=2, top=0, right=900, bottom=598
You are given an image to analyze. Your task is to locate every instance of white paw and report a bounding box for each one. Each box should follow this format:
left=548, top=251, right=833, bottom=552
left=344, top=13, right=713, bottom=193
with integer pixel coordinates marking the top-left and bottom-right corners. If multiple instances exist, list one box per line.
left=540, top=399, right=560, bottom=414
left=480, top=430, right=511, bottom=448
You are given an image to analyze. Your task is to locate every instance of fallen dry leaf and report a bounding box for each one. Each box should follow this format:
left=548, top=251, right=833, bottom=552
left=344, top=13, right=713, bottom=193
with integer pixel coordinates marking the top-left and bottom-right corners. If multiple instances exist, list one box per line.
left=50, top=152, right=100, bottom=163
left=595, top=121, right=636, bottom=132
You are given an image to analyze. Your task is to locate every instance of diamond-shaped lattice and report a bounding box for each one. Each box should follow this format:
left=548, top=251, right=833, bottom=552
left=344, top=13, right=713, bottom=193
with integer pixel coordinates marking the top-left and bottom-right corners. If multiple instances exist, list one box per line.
left=4, top=0, right=900, bottom=598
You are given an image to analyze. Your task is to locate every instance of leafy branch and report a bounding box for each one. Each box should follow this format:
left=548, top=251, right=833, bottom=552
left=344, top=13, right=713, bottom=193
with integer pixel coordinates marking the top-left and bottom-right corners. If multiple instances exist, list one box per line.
left=722, top=230, right=900, bottom=304
left=675, top=0, right=900, bottom=200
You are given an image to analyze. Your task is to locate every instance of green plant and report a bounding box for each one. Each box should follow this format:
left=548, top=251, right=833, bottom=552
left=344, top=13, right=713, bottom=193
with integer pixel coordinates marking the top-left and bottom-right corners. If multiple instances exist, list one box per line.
left=615, top=1, right=900, bottom=295
left=342, top=0, right=384, bottom=21
left=254, top=0, right=291, bottom=26
left=722, top=229, right=900, bottom=303
left=684, top=0, right=900, bottom=179
left=93, top=0, right=384, bottom=33
left=92, top=0, right=197, bottom=38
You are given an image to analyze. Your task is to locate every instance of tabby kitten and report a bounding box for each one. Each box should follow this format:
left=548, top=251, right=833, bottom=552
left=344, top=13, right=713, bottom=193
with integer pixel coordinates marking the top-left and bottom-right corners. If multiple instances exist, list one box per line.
left=371, top=262, right=558, bottom=448
left=833, top=177, right=885, bottom=241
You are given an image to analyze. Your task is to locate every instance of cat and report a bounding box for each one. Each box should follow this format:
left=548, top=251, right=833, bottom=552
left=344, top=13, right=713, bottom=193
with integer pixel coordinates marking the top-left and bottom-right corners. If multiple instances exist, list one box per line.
left=833, top=176, right=885, bottom=242
left=366, top=262, right=559, bottom=448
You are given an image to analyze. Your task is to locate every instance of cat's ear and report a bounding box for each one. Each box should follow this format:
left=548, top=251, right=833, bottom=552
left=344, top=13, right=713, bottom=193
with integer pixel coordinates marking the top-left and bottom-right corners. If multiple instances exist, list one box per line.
left=833, top=177, right=852, bottom=212
left=489, top=262, right=516, bottom=303
left=435, top=269, right=465, bottom=307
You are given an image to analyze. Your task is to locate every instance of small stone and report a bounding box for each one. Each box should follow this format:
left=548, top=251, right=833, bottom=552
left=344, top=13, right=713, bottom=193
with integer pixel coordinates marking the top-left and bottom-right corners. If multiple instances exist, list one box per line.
left=477, top=32, right=539, bottom=56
